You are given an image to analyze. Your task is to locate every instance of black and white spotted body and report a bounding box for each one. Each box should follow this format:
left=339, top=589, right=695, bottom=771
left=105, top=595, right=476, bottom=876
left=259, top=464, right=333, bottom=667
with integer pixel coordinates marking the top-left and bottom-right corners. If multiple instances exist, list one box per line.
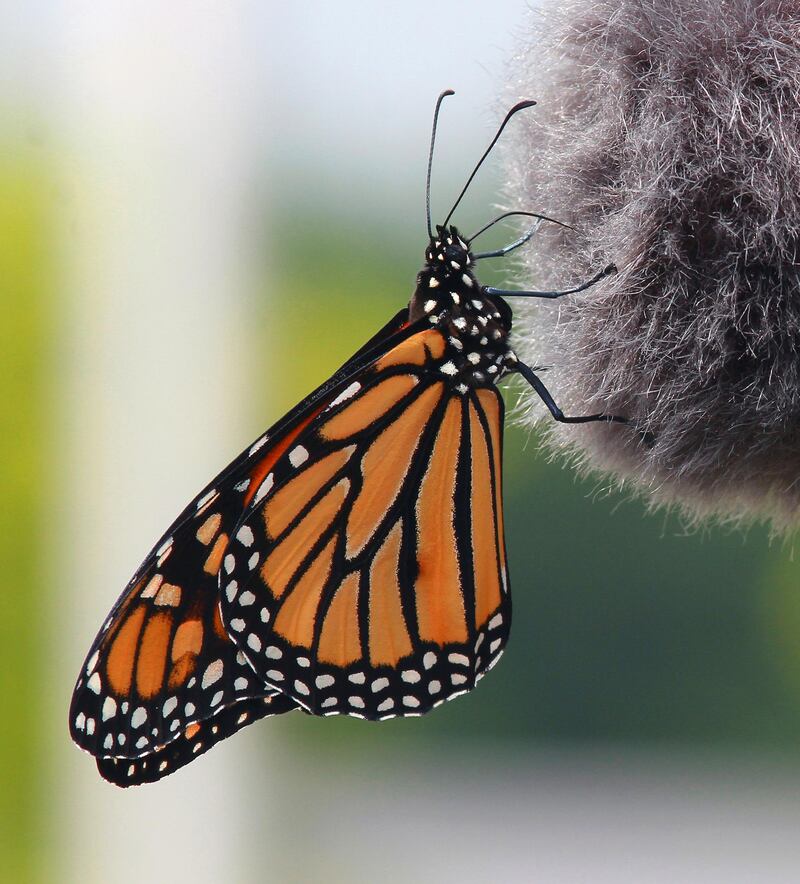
left=409, top=223, right=517, bottom=394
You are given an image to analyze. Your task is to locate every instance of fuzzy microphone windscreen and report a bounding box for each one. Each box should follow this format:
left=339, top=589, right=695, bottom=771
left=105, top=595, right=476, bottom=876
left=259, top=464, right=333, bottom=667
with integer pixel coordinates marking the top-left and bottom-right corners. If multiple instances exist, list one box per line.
left=505, top=0, right=800, bottom=529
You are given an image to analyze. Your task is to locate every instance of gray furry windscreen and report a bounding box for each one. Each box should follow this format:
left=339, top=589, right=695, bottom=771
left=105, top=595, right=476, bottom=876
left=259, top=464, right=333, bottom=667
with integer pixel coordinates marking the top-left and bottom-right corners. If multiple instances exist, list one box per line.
left=507, top=0, right=800, bottom=529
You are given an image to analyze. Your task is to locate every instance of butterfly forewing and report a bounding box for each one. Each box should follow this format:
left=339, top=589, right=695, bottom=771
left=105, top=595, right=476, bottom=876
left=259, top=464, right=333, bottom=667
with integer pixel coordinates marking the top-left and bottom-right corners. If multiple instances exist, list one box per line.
left=97, top=693, right=297, bottom=787
left=69, top=462, right=296, bottom=765
left=220, top=328, right=511, bottom=720
left=70, top=310, right=415, bottom=780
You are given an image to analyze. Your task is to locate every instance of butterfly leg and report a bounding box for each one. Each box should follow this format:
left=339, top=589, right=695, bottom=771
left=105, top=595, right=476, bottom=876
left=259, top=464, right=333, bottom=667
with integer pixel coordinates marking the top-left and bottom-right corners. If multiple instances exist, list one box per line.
left=483, top=263, right=616, bottom=299
left=516, top=360, right=630, bottom=426
left=517, top=360, right=655, bottom=446
left=472, top=218, right=544, bottom=260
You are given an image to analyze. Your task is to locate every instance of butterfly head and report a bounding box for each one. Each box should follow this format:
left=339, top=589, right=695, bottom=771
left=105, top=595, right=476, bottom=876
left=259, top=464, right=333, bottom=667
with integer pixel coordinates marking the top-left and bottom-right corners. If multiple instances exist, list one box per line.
left=425, top=224, right=474, bottom=276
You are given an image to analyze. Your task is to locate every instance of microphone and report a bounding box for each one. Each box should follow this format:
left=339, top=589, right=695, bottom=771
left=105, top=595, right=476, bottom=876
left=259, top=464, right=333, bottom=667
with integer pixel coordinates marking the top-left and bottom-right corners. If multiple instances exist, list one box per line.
left=506, top=0, right=800, bottom=529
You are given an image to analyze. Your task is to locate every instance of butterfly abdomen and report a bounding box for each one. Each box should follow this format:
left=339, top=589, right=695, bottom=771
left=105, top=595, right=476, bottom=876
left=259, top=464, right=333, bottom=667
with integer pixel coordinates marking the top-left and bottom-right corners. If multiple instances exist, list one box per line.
left=410, top=224, right=516, bottom=393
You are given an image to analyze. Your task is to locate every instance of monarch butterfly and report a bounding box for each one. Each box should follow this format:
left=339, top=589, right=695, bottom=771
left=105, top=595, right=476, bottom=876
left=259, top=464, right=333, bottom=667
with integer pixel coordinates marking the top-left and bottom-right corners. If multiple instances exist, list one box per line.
left=70, top=90, right=638, bottom=787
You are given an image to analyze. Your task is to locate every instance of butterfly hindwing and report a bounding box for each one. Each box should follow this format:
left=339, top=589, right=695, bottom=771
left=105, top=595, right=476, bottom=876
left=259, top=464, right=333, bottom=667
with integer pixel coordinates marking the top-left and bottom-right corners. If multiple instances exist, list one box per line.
left=220, top=328, right=511, bottom=720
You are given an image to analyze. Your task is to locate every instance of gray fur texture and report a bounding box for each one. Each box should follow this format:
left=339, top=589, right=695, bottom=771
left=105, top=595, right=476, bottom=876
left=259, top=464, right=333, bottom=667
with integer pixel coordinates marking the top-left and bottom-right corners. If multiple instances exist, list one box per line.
left=506, top=0, right=800, bottom=528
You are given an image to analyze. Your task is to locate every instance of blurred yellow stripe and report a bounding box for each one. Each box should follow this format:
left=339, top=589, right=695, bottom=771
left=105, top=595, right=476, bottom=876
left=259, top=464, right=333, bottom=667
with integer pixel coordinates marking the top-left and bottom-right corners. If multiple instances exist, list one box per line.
left=0, top=144, right=52, bottom=884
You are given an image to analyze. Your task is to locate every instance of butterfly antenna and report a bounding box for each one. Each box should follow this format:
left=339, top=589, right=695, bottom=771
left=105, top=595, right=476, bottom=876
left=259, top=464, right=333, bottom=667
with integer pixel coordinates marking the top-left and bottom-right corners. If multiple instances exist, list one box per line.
left=426, top=89, right=455, bottom=240
left=442, top=99, right=536, bottom=229
left=468, top=210, right=573, bottom=243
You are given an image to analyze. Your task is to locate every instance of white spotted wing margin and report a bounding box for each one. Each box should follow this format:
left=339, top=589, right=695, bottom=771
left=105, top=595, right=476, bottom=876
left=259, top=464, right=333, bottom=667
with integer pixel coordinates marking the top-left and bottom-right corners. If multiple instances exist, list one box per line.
left=220, top=329, right=511, bottom=722
left=97, top=693, right=297, bottom=788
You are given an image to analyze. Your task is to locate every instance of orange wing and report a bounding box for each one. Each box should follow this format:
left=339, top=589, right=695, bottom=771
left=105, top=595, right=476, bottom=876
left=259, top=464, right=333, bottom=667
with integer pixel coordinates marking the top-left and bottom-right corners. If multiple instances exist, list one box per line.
left=221, top=328, right=510, bottom=719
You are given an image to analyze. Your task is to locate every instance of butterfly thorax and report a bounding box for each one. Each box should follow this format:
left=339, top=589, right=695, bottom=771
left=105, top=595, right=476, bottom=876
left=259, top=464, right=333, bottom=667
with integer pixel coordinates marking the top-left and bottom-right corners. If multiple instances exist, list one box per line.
left=408, top=223, right=515, bottom=392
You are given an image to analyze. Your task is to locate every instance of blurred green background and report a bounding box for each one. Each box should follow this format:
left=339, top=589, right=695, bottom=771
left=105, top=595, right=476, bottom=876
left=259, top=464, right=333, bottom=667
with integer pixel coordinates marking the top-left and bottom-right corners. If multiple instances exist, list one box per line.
left=5, top=3, right=800, bottom=883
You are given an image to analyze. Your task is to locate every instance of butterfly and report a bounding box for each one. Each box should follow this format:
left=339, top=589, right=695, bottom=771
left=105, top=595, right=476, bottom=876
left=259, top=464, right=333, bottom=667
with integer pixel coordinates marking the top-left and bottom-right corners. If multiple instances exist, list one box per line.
left=70, top=90, right=637, bottom=787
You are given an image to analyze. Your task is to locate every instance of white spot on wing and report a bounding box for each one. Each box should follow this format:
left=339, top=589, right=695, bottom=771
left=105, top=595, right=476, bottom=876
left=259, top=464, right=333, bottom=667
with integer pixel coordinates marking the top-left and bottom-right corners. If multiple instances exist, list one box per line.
left=87, top=672, right=102, bottom=694
left=249, top=434, right=268, bottom=455
left=196, top=489, right=217, bottom=510
left=202, top=659, right=224, bottom=689
left=254, top=474, right=274, bottom=504
left=289, top=446, right=309, bottom=468
left=85, top=650, right=100, bottom=675
left=102, top=696, right=116, bottom=720
left=236, top=525, right=254, bottom=547
left=162, top=697, right=177, bottom=717
left=330, top=382, right=361, bottom=408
